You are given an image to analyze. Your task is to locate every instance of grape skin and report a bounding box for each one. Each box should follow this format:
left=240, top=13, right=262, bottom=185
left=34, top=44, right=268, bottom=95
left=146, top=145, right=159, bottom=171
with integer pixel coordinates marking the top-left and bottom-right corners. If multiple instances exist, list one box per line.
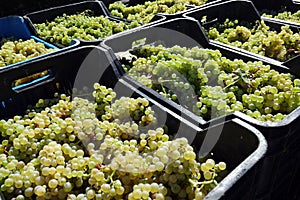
left=0, top=84, right=225, bottom=199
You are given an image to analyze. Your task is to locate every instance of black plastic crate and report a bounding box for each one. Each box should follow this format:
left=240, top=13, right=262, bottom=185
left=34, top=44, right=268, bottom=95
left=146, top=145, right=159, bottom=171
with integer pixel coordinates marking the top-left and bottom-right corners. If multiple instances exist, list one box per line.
left=23, top=1, right=144, bottom=47
left=258, top=1, right=300, bottom=62
left=108, top=0, right=196, bottom=19
left=0, top=45, right=267, bottom=200
left=101, top=17, right=290, bottom=120
left=0, top=0, right=100, bottom=17
left=261, top=9, right=300, bottom=30
left=101, top=17, right=300, bottom=200
left=250, top=0, right=300, bottom=37
left=250, top=0, right=297, bottom=12
left=183, top=0, right=300, bottom=71
left=124, top=0, right=223, bottom=8
left=199, top=118, right=267, bottom=200
left=106, top=0, right=225, bottom=25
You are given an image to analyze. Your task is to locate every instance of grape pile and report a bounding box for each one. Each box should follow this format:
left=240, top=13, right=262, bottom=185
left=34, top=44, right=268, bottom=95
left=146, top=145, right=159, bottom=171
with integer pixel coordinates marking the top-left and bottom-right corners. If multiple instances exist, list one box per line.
left=205, top=19, right=300, bottom=61
left=0, top=38, right=56, bottom=87
left=119, top=44, right=300, bottom=122
left=0, top=38, right=55, bottom=67
left=263, top=10, right=300, bottom=24
left=0, top=83, right=226, bottom=200
left=34, top=10, right=140, bottom=46
left=109, top=0, right=207, bottom=24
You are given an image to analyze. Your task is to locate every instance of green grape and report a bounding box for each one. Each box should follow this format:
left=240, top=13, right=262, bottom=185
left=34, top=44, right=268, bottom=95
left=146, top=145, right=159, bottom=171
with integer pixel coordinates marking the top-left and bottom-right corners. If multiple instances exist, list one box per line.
left=48, top=179, right=58, bottom=189
left=34, top=185, right=46, bottom=196
left=218, top=162, right=227, bottom=171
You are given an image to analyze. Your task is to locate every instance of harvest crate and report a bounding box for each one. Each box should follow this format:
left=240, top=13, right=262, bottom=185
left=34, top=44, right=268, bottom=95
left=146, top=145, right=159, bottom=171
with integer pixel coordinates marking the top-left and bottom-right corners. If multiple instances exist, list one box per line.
left=24, top=1, right=164, bottom=47
left=105, top=0, right=222, bottom=23
left=0, top=16, right=79, bottom=90
left=250, top=0, right=298, bottom=12
left=258, top=0, right=300, bottom=67
left=183, top=0, right=300, bottom=68
left=0, top=45, right=267, bottom=200
left=0, top=0, right=98, bottom=17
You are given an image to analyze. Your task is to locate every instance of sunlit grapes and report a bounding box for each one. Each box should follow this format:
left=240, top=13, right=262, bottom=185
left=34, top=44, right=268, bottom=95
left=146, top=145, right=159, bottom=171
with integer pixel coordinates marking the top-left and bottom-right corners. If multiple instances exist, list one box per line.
left=0, top=38, right=55, bottom=86
left=263, top=10, right=300, bottom=24
left=109, top=0, right=207, bottom=24
left=206, top=19, right=300, bottom=61
left=119, top=43, right=300, bottom=122
left=34, top=10, right=140, bottom=46
left=0, top=84, right=226, bottom=199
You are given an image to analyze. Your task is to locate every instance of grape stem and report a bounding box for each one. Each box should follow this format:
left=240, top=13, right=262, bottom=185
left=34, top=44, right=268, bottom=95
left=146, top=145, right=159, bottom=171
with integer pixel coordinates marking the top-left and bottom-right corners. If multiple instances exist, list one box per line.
left=222, top=76, right=239, bottom=90
left=189, top=178, right=217, bottom=189
left=189, top=168, right=218, bottom=190
left=159, top=79, right=174, bottom=83
left=109, top=170, right=116, bottom=183
left=160, top=83, right=168, bottom=96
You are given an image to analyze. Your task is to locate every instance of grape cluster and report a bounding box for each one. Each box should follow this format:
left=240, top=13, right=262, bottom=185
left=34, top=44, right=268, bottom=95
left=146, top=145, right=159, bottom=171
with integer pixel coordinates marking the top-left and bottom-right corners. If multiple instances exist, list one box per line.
left=119, top=44, right=300, bottom=122
left=0, top=83, right=226, bottom=199
left=205, top=19, right=300, bottom=61
left=263, top=10, right=300, bottom=24
left=109, top=0, right=207, bottom=24
left=0, top=38, right=56, bottom=87
left=34, top=10, right=140, bottom=46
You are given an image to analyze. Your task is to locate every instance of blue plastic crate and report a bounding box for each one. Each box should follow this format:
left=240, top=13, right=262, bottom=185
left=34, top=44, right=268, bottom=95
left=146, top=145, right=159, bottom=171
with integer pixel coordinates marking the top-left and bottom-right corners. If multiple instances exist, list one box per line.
left=0, top=15, right=79, bottom=90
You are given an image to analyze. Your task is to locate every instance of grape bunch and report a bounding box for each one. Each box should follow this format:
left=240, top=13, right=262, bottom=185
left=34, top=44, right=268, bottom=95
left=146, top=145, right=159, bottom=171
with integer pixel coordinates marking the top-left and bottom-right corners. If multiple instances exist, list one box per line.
left=0, top=38, right=56, bottom=87
left=263, top=10, right=300, bottom=24
left=205, top=19, right=300, bottom=61
left=0, top=83, right=226, bottom=200
left=119, top=44, right=300, bottom=122
left=109, top=0, right=207, bottom=24
left=34, top=10, right=140, bottom=46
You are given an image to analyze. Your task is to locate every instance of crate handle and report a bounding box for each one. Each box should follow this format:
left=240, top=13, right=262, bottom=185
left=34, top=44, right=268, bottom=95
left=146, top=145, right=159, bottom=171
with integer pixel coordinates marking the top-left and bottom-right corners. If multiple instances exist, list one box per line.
left=11, top=68, right=55, bottom=92
left=0, top=52, right=61, bottom=100
left=201, top=17, right=218, bottom=26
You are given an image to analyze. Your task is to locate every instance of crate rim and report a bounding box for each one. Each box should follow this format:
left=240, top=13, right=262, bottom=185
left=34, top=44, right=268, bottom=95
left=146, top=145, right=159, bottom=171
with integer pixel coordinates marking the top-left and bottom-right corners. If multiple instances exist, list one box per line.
left=23, top=0, right=102, bottom=17
left=204, top=118, right=268, bottom=200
